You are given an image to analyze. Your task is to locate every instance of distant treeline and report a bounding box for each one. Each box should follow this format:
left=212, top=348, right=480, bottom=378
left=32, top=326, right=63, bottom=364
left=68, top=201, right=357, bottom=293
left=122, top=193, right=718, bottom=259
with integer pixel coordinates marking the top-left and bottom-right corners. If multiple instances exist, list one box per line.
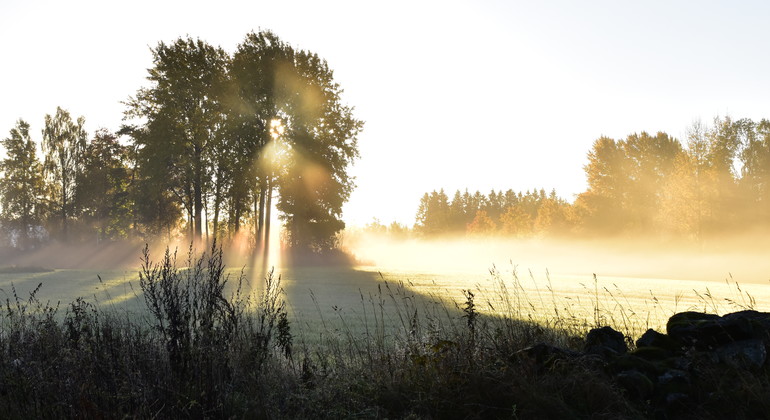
left=0, top=31, right=361, bottom=252
left=413, top=188, right=567, bottom=237
left=415, top=117, right=770, bottom=239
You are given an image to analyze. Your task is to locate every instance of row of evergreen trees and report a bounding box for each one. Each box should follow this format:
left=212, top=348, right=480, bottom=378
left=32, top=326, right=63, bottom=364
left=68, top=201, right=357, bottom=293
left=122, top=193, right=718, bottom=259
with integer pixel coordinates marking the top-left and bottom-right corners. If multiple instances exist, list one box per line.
left=415, top=117, right=770, bottom=239
left=415, top=188, right=568, bottom=237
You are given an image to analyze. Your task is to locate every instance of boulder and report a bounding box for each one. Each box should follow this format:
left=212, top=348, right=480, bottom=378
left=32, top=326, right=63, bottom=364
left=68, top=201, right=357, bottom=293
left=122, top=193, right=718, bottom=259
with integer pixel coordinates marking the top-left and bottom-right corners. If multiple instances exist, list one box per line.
left=666, top=312, right=727, bottom=348
left=716, top=338, right=767, bottom=370
left=721, top=310, right=770, bottom=343
left=667, top=311, right=770, bottom=349
left=615, top=369, right=654, bottom=400
left=657, top=369, right=690, bottom=395
left=636, top=328, right=681, bottom=352
left=609, top=353, right=660, bottom=377
left=585, top=326, right=628, bottom=358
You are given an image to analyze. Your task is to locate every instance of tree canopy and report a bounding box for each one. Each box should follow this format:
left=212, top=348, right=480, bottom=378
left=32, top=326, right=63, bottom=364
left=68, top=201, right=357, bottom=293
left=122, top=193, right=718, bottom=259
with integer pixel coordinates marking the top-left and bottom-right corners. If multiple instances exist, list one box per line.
left=414, top=118, right=770, bottom=241
left=0, top=120, right=46, bottom=249
left=0, top=31, right=363, bottom=254
left=5, top=31, right=770, bottom=250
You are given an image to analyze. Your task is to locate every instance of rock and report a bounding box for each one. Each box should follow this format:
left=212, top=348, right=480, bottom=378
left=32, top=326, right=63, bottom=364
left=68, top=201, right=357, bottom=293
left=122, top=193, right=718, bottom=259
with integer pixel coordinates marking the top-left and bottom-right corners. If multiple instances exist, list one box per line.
left=585, top=326, right=628, bottom=358
left=631, top=346, right=674, bottom=361
left=716, top=338, right=767, bottom=370
left=637, top=329, right=681, bottom=352
left=657, top=369, right=690, bottom=394
left=616, top=369, right=654, bottom=399
left=721, top=310, right=770, bottom=343
left=609, top=354, right=660, bottom=376
left=656, top=368, right=692, bottom=413
left=667, top=311, right=770, bottom=350
left=666, top=312, right=727, bottom=348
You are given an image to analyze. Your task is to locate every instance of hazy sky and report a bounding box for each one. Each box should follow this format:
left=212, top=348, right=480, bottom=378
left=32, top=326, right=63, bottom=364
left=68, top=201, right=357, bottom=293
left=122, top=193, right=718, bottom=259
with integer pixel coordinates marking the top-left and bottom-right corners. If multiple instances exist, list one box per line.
left=2, top=0, right=770, bottom=227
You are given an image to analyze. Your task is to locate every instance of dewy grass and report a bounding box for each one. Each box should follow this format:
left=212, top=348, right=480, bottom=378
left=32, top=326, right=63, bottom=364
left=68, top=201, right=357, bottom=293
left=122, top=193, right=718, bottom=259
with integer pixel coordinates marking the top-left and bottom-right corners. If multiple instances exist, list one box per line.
left=0, top=247, right=766, bottom=418
left=477, top=265, right=762, bottom=342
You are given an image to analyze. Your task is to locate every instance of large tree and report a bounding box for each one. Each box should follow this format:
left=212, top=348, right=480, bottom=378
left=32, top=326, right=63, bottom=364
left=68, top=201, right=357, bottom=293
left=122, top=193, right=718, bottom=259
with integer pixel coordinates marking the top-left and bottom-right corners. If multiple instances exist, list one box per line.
left=126, top=37, right=229, bottom=240
left=703, top=116, right=741, bottom=230
left=76, top=129, right=133, bottom=241
left=42, top=107, right=87, bottom=242
left=740, top=119, right=770, bottom=224
left=575, top=136, right=628, bottom=234
left=0, top=120, right=46, bottom=249
left=230, top=31, right=362, bottom=253
left=415, top=189, right=450, bottom=236
left=125, top=32, right=361, bottom=252
left=227, top=31, right=292, bottom=250
left=621, top=131, right=683, bottom=232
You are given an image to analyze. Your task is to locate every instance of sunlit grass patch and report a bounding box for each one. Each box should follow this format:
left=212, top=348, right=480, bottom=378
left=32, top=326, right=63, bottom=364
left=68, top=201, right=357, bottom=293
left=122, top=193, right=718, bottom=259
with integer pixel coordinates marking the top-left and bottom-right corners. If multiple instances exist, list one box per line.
left=368, top=264, right=765, bottom=341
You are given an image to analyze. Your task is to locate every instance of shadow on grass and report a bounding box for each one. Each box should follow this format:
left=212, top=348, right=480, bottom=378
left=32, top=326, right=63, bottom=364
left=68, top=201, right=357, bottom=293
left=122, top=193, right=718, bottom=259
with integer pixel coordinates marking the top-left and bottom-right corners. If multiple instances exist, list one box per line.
left=0, top=246, right=686, bottom=418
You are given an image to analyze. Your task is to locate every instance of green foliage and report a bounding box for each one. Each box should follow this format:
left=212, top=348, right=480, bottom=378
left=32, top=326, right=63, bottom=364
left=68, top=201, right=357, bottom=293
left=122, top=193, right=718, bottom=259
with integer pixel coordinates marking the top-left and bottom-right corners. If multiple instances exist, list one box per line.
left=414, top=117, right=770, bottom=240
left=126, top=37, right=230, bottom=240
left=416, top=188, right=568, bottom=237
left=534, top=197, right=571, bottom=234
left=500, top=205, right=533, bottom=236
left=260, top=34, right=363, bottom=252
left=121, top=30, right=362, bottom=252
left=415, top=189, right=450, bottom=235
left=0, top=120, right=46, bottom=249
left=139, top=243, right=242, bottom=377
left=466, top=209, right=497, bottom=235
left=75, top=129, right=133, bottom=241
left=41, top=107, right=88, bottom=242
left=575, top=119, right=770, bottom=238
left=0, top=31, right=360, bottom=251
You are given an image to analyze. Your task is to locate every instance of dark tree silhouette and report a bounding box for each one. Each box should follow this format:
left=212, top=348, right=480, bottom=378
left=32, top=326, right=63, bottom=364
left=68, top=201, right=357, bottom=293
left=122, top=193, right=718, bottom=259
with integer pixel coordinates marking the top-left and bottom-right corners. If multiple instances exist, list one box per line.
left=0, top=120, right=46, bottom=249
left=42, top=107, right=87, bottom=242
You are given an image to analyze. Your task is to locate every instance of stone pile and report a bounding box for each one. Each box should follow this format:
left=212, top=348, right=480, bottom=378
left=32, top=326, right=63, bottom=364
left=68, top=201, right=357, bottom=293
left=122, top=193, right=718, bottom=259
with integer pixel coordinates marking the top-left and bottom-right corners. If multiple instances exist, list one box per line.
left=517, top=310, right=770, bottom=418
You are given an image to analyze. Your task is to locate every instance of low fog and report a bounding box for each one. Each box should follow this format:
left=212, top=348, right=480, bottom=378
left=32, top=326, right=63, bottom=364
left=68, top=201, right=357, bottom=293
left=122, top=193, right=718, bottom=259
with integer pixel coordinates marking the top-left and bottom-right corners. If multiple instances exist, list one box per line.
left=344, top=232, right=770, bottom=285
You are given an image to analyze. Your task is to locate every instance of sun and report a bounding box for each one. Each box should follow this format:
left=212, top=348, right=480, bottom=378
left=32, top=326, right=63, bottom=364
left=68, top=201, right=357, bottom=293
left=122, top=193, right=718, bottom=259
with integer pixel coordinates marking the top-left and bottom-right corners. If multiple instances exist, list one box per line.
left=270, top=118, right=285, bottom=139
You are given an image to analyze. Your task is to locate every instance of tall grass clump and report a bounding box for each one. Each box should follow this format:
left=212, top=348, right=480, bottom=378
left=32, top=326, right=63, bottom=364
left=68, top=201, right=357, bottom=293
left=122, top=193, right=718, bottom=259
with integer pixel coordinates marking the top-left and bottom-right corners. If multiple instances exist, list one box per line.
left=139, top=243, right=241, bottom=388
left=0, top=243, right=295, bottom=418
left=136, top=242, right=294, bottom=417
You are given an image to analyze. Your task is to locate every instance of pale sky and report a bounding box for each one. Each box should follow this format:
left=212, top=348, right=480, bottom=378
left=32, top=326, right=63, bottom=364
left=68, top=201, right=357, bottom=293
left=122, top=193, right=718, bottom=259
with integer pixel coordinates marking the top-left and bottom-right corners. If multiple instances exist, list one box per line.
left=2, top=0, right=770, bottom=227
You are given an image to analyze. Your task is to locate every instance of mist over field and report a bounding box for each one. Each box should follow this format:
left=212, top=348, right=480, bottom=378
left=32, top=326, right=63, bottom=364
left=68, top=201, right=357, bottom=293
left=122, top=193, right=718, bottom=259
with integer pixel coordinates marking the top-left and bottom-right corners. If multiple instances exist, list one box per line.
left=346, top=232, right=770, bottom=284
left=4, top=3, right=770, bottom=415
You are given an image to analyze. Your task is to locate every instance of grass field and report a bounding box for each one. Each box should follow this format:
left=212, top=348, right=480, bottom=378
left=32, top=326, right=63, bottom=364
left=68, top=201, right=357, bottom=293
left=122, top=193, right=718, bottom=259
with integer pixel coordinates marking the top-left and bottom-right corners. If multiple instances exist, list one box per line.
left=1, top=256, right=765, bottom=342
left=1, top=245, right=770, bottom=418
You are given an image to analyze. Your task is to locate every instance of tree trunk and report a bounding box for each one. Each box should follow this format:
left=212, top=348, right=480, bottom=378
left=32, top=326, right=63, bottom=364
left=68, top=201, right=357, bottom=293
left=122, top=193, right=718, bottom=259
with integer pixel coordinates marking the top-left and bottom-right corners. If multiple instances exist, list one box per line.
left=204, top=196, right=209, bottom=244
left=253, top=191, right=259, bottom=250
left=234, top=190, right=242, bottom=234
left=61, top=178, right=68, bottom=243
left=21, top=207, right=30, bottom=251
left=227, top=204, right=235, bottom=240
left=256, top=178, right=267, bottom=253
left=193, top=145, right=203, bottom=240
left=184, top=181, right=194, bottom=239
left=131, top=164, right=137, bottom=239
left=263, top=178, right=273, bottom=260
left=212, top=166, right=224, bottom=242
left=213, top=194, right=221, bottom=243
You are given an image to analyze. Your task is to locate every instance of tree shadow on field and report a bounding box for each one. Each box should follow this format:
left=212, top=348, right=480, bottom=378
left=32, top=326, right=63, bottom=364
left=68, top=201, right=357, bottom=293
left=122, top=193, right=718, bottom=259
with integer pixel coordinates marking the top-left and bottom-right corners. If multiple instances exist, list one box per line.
left=0, top=241, right=143, bottom=270
left=0, top=242, right=512, bottom=347
left=268, top=258, right=476, bottom=347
